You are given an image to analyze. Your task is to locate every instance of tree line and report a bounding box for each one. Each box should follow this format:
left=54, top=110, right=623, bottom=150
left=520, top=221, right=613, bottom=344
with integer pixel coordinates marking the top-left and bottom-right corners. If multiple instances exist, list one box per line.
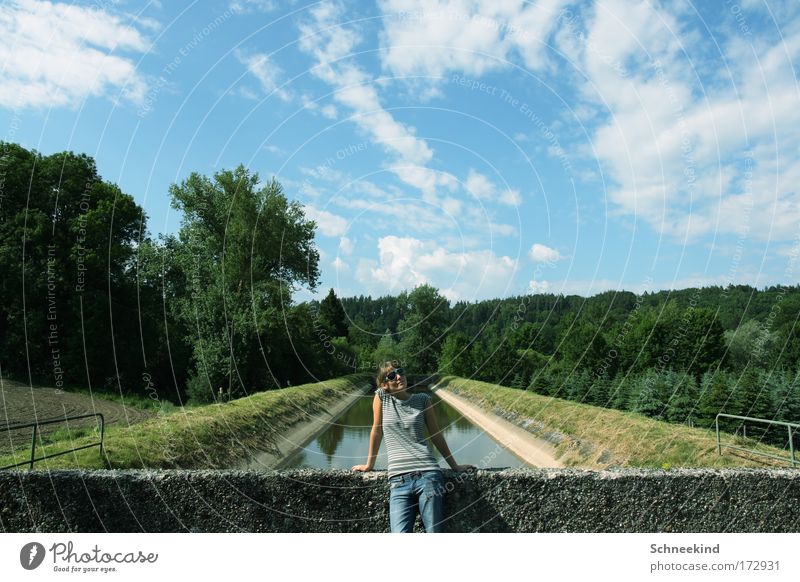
left=3, top=142, right=799, bottom=446
left=0, top=143, right=352, bottom=405
left=340, top=283, right=800, bottom=445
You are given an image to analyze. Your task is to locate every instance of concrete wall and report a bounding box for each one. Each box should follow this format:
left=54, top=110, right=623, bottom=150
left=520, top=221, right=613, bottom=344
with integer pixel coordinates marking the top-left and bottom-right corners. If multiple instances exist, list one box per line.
left=2, top=468, right=799, bottom=533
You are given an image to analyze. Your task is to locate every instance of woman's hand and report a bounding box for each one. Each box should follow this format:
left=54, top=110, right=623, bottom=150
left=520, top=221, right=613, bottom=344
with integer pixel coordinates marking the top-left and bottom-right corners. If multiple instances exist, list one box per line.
left=352, top=464, right=373, bottom=472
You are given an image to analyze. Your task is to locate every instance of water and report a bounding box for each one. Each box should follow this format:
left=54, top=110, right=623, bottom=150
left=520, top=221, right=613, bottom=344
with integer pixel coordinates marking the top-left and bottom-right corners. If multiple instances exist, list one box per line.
left=280, top=391, right=527, bottom=470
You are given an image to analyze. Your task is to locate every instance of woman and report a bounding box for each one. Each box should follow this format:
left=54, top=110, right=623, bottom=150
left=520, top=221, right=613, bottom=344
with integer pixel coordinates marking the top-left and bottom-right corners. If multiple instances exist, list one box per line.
left=352, top=361, right=473, bottom=533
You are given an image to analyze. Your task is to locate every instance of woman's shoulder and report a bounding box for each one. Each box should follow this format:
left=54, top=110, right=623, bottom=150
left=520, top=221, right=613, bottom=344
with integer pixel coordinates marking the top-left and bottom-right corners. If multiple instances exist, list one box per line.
left=416, top=392, right=432, bottom=405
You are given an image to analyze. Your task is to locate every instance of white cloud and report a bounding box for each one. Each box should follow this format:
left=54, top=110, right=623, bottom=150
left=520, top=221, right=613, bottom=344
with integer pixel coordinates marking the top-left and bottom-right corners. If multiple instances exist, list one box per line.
left=332, top=256, right=349, bottom=271
left=339, top=236, right=355, bottom=254
left=303, top=205, right=349, bottom=236
left=377, top=0, right=567, bottom=79
left=465, top=169, right=521, bottom=206
left=229, top=0, right=277, bottom=14
left=0, top=0, right=150, bottom=109
left=528, top=280, right=551, bottom=294
left=359, top=235, right=519, bottom=299
left=529, top=243, right=563, bottom=263
left=297, top=2, right=466, bottom=200
left=236, top=50, right=291, bottom=101
left=567, top=0, right=800, bottom=241
left=321, top=104, right=338, bottom=119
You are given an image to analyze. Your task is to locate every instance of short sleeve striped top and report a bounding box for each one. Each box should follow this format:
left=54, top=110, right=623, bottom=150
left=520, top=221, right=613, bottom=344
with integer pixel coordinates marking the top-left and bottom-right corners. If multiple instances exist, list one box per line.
left=377, top=388, right=441, bottom=478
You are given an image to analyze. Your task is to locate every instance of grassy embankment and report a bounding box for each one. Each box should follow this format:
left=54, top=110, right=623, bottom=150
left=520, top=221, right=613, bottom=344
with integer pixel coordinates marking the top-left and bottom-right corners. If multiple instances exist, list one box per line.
left=437, top=376, right=793, bottom=468
left=0, top=374, right=370, bottom=471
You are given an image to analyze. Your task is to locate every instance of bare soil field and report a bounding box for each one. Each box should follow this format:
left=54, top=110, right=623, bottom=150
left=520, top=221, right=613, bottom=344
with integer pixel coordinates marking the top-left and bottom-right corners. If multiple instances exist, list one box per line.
left=0, top=378, right=153, bottom=455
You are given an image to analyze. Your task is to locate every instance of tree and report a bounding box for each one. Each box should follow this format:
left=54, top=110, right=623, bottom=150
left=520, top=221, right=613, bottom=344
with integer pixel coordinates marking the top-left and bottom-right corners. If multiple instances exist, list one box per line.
left=372, top=329, right=400, bottom=367
left=397, top=284, right=450, bottom=373
left=169, top=167, right=321, bottom=402
left=318, top=288, right=349, bottom=338
left=697, top=371, right=736, bottom=429
left=633, top=370, right=667, bottom=419
left=0, top=143, right=156, bottom=396
left=439, top=332, right=472, bottom=376
left=665, top=371, right=700, bottom=425
left=724, top=319, right=774, bottom=371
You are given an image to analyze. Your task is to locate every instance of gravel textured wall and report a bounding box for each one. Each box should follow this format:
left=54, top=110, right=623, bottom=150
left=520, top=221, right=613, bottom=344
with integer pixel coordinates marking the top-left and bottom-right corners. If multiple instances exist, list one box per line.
left=2, top=468, right=799, bottom=533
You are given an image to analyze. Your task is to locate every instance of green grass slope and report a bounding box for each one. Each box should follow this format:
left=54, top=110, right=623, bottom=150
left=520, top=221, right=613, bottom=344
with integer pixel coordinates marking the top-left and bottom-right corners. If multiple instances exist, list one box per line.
left=1, top=374, right=370, bottom=471
left=437, top=376, right=793, bottom=468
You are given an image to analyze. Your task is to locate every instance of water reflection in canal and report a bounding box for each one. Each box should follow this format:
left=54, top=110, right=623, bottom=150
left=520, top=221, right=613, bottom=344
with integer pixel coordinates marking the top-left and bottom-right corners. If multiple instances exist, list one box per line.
left=281, top=391, right=526, bottom=470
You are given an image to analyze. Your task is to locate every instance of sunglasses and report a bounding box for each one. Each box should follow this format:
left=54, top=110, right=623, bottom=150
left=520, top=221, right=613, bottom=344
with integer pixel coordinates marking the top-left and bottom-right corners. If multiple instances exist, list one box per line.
left=386, top=368, right=405, bottom=381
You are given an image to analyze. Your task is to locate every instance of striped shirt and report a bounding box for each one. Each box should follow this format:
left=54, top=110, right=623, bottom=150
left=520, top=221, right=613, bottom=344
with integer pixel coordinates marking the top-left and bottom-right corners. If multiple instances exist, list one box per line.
left=377, top=388, right=441, bottom=478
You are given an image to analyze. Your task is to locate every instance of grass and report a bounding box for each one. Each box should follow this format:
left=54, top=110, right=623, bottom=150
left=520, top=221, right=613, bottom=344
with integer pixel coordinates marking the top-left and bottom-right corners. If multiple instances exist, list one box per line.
left=55, top=385, right=186, bottom=414
left=437, top=375, right=794, bottom=469
left=0, top=374, right=370, bottom=471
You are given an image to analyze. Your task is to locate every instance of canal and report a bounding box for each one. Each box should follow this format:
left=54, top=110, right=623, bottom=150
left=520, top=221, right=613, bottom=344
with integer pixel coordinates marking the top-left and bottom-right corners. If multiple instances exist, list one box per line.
left=280, top=390, right=527, bottom=470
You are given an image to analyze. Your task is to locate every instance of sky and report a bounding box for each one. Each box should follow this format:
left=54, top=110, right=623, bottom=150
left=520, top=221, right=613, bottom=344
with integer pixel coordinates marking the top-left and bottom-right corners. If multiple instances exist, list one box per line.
left=1, top=0, right=799, bottom=303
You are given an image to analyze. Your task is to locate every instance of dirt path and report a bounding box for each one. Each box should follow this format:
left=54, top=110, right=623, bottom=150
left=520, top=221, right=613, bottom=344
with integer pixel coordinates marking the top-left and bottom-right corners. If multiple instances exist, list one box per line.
left=433, top=386, right=564, bottom=468
left=0, top=378, right=154, bottom=454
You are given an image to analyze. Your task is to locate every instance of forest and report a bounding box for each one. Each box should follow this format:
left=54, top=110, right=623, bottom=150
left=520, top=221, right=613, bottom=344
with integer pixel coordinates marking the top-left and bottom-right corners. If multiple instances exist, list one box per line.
left=2, top=143, right=799, bottom=445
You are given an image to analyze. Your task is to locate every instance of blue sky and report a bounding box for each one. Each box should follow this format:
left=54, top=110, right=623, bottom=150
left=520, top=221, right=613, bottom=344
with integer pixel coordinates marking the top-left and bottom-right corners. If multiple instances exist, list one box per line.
left=1, top=0, right=799, bottom=302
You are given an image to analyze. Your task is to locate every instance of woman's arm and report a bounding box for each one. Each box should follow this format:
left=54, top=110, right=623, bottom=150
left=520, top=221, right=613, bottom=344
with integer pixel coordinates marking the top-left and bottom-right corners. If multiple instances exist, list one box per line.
left=425, top=398, right=474, bottom=472
left=352, top=393, right=383, bottom=471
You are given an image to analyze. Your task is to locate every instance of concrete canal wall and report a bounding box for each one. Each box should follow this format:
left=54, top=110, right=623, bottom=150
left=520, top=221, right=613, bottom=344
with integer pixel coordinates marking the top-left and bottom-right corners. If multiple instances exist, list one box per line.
left=237, top=382, right=373, bottom=470
left=2, top=468, right=799, bottom=532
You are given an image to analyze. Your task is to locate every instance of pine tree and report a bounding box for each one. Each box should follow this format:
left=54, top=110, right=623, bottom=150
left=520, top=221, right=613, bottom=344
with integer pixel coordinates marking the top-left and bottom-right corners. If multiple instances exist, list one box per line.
left=633, top=370, right=666, bottom=419
left=609, top=375, right=634, bottom=411
left=318, top=288, right=349, bottom=337
left=665, top=371, right=700, bottom=426
left=697, top=371, right=735, bottom=430
left=372, top=329, right=399, bottom=366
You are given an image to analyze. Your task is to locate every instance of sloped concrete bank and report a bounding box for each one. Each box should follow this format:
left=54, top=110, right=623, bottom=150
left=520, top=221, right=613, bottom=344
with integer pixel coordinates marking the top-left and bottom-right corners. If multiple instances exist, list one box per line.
left=2, top=468, right=799, bottom=532
left=237, top=382, right=372, bottom=470
left=433, top=386, right=564, bottom=468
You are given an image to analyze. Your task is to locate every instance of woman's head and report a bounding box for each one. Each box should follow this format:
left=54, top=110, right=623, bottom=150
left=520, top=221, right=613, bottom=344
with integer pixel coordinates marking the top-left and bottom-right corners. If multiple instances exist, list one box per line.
left=377, top=360, right=406, bottom=392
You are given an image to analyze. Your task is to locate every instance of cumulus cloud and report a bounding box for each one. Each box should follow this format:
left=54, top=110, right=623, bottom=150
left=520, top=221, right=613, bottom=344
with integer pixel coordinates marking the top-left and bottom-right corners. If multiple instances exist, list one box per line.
left=529, top=243, right=563, bottom=263
left=0, top=0, right=151, bottom=109
left=359, top=235, right=518, bottom=299
left=377, top=0, right=567, bottom=79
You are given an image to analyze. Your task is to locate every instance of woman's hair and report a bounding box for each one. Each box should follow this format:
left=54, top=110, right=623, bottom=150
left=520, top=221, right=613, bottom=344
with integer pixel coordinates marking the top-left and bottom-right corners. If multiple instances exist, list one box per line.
left=376, top=360, right=401, bottom=386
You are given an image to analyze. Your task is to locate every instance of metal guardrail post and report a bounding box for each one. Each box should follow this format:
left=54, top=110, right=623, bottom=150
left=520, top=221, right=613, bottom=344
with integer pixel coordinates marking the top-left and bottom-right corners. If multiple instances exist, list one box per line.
left=1, top=413, right=106, bottom=470
left=716, top=413, right=800, bottom=468
left=30, top=424, right=37, bottom=470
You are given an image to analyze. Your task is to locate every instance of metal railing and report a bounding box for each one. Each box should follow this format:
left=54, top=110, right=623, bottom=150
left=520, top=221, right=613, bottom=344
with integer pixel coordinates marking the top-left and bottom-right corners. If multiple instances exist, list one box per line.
left=715, top=413, right=799, bottom=467
left=0, top=413, right=105, bottom=470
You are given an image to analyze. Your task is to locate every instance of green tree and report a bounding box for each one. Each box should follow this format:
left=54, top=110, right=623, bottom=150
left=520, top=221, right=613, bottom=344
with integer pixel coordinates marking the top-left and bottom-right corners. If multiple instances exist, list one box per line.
left=665, top=371, right=700, bottom=425
left=697, top=371, right=736, bottom=429
left=168, top=167, right=320, bottom=402
left=372, top=329, right=400, bottom=366
left=398, top=284, right=450, bottom=373
left=318, top=288, right=349, bottom=338
left=633, top=370, right=667, bottom=418
left=0, top=144, right=154, bottom=396
left=439, top=332, right=472, bottom=376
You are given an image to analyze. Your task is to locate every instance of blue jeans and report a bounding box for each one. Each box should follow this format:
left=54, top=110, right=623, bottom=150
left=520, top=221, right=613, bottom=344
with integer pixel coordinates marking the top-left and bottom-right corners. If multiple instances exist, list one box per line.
left=388, top=470, right=444, bottom=533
